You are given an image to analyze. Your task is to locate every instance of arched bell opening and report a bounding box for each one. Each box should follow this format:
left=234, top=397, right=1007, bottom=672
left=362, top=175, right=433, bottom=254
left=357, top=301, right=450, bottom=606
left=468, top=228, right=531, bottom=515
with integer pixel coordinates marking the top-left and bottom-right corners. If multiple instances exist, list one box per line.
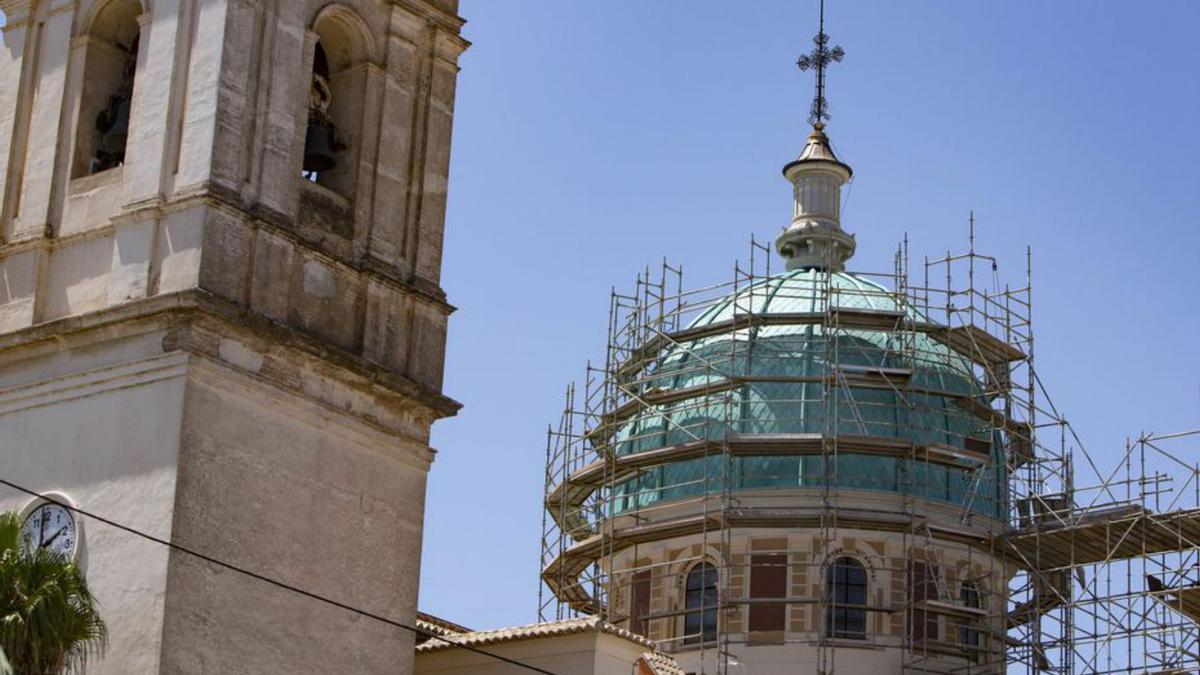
left=300, top=8, right=374, bottom=199
left=302, top=41, right=340, bottom=182
left=72, top=0, right=143, bottom=178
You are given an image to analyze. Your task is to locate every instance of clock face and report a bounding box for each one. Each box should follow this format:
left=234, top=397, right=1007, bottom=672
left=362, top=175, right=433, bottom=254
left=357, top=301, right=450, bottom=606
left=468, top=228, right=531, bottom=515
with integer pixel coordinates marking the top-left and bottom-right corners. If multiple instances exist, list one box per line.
left=20, top=503, right=77, bottom=559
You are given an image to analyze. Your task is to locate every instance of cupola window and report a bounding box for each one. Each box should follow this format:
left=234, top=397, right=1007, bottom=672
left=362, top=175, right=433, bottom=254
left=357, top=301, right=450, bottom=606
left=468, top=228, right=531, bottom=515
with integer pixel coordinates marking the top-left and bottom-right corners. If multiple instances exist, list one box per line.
left=683, top=562, right=718, bottom=644
left=825, top=556, right=867, bottom=639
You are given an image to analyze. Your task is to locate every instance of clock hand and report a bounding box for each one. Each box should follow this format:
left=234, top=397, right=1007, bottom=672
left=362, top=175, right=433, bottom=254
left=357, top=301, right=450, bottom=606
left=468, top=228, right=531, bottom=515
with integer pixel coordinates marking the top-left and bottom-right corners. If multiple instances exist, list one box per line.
left=39, top=515, right=48, bottom=547
left=43, top=526, right=68, bottom=548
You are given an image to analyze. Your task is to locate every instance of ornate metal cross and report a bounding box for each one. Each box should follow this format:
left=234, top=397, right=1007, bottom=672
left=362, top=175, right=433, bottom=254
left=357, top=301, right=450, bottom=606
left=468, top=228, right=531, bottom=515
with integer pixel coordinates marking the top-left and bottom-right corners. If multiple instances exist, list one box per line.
left=796, top=0, right=845, bottom=127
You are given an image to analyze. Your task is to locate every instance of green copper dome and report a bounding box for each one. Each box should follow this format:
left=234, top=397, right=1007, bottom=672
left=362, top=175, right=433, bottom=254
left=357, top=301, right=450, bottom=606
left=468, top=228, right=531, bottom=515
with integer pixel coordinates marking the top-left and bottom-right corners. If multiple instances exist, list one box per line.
left=608, top=268, right=1008, bottom=519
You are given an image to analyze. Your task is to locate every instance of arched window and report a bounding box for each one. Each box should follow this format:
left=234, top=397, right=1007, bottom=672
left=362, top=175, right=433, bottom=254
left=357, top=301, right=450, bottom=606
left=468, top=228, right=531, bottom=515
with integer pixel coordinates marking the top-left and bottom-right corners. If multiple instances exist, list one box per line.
left=73, top=0, right=143, bottom=177
left=683, top=562, right=718, bottom=644
left=825, top=556, right=867, bottom=639
left=301, top=9, right=372, bottom=198
left=959, top=580, right=981, bottom=648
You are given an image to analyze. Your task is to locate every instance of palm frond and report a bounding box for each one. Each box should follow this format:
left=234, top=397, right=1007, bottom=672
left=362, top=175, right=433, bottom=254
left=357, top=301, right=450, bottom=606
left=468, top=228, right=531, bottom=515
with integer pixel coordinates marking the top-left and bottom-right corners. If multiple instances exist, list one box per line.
left=0, top=510, right=107, bottom=674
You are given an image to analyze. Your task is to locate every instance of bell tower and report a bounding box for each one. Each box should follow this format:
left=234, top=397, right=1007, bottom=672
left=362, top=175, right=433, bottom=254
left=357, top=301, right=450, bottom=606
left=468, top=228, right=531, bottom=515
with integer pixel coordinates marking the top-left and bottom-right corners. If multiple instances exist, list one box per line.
left=0, top=0, right=467, bottom=673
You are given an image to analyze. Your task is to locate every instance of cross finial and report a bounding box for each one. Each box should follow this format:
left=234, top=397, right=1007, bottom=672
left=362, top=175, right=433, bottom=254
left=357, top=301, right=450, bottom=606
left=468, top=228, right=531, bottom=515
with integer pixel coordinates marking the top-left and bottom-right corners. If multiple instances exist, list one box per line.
left=796, top=0, right=845, bottom=128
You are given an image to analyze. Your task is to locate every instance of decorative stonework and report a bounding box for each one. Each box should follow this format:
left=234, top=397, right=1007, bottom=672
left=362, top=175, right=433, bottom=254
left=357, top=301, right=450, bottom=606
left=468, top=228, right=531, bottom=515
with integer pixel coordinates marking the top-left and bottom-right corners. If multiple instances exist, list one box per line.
left=776, top=125, right=856, bottom=272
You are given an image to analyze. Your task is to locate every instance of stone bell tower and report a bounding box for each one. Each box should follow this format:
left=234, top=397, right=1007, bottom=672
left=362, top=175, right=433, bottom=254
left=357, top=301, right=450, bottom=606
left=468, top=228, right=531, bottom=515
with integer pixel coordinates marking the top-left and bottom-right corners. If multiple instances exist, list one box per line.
left=0, top=0, right=466, bottom=673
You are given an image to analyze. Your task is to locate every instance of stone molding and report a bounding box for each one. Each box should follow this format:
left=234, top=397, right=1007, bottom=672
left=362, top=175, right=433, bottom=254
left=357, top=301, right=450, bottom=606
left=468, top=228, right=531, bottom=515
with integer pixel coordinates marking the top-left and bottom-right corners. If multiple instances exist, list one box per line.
left=0, top=289, right=461, bottom=421
left=0, top=351, right=189, bottom=417
left=188, top=355, right=435, bottom=472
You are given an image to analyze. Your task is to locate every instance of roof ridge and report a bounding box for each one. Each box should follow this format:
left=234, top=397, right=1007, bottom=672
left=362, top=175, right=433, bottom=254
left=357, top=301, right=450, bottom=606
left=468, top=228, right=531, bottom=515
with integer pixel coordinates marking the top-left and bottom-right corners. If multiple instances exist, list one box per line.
left=415, top=616, right=655, bottom=654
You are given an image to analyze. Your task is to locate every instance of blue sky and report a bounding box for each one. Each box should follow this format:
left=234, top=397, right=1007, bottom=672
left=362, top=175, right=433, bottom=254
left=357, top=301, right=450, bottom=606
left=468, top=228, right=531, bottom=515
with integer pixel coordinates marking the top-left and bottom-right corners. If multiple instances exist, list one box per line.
left=4, top=2, right=1196, bottom=632
left=427, top=1, right=1200, bottom=629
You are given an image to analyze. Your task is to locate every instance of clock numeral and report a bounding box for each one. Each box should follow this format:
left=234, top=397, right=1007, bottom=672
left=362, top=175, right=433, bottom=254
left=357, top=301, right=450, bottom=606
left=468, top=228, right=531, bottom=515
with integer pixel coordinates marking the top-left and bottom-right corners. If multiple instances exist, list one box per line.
left=19, top=504, right=77, bottom=558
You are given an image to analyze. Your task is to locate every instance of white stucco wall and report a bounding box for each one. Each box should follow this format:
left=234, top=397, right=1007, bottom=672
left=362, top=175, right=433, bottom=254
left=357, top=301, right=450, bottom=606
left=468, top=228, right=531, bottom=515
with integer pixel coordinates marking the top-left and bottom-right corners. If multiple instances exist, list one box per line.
left=0, top=331, right=186, bottom=674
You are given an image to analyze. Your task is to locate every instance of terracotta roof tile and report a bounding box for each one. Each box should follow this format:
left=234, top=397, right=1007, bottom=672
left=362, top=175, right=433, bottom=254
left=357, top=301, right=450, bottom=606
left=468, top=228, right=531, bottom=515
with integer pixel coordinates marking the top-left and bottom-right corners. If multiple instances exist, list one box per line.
left=637, top=650, right=686, bottom=675
left=415, top=616, right=655, bottom=654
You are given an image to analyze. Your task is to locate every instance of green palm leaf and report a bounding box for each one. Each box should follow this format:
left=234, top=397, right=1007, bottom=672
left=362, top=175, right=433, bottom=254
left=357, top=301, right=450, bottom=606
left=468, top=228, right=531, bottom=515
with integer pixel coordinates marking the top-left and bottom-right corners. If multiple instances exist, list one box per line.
left=0, top=511, right=106, bottom=674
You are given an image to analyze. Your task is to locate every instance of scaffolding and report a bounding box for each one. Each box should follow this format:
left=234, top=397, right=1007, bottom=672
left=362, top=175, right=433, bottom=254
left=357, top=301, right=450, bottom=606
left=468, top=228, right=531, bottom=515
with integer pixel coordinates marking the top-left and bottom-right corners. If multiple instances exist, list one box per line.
left=537, top=224, right=1200, bottom=674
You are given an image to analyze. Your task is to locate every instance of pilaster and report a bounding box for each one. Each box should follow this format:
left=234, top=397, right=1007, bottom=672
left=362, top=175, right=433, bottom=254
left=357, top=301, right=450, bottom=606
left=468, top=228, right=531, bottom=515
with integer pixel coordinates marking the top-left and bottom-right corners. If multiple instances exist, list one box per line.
left=172, top=0, right=228, bottom=192
left=0, top=1, right=36, bottom=237
left=367, top=20, right=421, bottom=268
left=12, top=2, right=74, bottom=240
left=252, top=2, right=307, bottom=219
left=46, top=34, right=91, bottom=233
left=121, top=6, right=181, bottom=209
left=411, top=25, right=467, bottom=286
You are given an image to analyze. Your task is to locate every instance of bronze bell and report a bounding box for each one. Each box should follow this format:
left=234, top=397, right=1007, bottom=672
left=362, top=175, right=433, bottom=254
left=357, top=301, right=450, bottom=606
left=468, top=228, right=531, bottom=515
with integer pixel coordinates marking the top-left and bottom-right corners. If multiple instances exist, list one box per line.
left=100, top=96, right=131, bottom=159
left=303, top=120, right=338, bottom=173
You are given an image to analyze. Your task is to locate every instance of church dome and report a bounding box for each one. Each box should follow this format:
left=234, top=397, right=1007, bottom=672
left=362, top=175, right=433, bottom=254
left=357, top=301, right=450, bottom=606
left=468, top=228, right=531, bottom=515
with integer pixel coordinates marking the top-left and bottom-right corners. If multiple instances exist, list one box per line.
left=608, top=268, right=1007, bottom=520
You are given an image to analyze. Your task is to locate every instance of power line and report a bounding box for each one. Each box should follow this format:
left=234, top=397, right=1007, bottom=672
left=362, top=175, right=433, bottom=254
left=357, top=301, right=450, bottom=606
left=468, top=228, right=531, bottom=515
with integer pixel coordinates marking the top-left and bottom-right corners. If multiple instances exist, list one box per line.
left=0, top=477, right=559, bottom=675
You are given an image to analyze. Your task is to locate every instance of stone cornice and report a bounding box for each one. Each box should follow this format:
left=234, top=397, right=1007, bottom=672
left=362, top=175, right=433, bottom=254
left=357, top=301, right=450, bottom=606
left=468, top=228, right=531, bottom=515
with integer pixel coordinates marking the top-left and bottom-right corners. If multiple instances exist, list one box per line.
left=0, top=0, right=34, bottom=26
left=432, top=25, right=470, bottom=64
left=0, top=323, right=436, bottom=471
left=0, top=290, right=463, bottom=420
left=0, top=185, right=457, bottom=315
left=388, top=4, right=470, bottom=66
left=188, top=356, right=436, bottom=472
left=390, top=0, right=466, bottom=35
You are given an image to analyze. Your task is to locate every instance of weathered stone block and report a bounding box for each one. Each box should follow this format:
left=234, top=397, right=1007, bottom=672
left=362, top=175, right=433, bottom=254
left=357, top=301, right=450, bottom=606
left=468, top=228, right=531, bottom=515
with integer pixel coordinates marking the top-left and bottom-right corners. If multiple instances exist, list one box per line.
left=249, top=228, right=295, bottom=323
left=197, top=205, right=253, bottom=303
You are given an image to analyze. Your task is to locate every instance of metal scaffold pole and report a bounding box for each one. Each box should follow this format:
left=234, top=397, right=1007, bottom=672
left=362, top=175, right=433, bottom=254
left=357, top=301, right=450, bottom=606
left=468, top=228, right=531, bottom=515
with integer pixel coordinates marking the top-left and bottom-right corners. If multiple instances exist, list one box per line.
left=536, top=224, right=1200, bottom=674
